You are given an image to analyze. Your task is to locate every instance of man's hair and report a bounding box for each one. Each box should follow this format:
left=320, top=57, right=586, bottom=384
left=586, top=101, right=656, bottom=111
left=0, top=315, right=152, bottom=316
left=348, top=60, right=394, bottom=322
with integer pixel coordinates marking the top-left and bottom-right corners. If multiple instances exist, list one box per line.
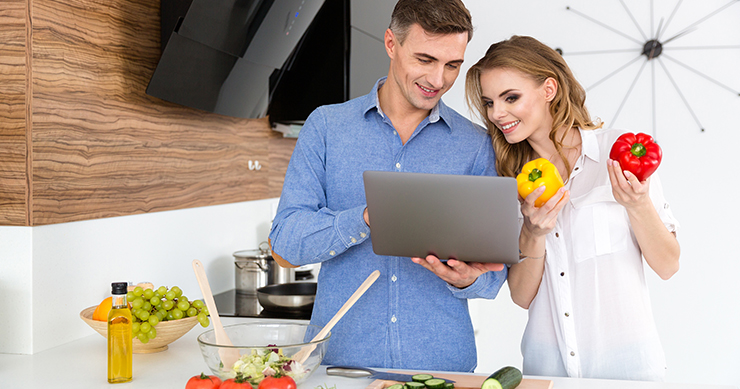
left=389, top=0, right=473, bottom=44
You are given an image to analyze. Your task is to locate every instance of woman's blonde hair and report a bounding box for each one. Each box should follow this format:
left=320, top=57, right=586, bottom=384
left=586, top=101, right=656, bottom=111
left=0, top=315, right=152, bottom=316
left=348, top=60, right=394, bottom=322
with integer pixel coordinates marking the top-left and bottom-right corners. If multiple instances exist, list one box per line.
left=465, top=35, right=602, bottom=178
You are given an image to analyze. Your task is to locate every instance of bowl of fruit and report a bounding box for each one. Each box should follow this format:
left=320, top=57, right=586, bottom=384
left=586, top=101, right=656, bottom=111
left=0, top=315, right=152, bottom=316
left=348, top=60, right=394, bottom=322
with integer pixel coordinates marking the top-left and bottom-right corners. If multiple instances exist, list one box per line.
left=80, top=283, right=210, bottom=353
left=197, top=322, right=330, bottom=384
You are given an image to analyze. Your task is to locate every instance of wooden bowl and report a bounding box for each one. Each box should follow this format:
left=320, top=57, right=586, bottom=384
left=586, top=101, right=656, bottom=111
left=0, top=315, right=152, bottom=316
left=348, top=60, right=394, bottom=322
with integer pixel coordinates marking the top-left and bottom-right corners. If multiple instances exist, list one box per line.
left=80, top=305, right=198, bottom=353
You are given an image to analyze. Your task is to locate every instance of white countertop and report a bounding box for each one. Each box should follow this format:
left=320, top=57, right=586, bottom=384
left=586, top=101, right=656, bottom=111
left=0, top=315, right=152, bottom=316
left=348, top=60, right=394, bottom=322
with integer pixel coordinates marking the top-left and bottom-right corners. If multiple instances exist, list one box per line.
left=0, top=317, right=735, bottom=389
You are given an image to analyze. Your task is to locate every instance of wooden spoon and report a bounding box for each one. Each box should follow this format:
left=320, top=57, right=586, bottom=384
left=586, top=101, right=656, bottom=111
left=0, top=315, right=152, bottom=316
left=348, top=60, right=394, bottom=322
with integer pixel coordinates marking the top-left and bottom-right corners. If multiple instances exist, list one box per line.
left=293, top=269, right=380, bottom=364
left=192, top=259, right=241, bottom=370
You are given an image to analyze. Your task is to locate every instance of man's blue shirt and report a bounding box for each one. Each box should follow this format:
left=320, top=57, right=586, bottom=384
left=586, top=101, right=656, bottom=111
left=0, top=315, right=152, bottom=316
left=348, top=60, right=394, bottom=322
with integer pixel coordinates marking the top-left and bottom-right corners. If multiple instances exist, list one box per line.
left=269, top=78, right=507, bottom=372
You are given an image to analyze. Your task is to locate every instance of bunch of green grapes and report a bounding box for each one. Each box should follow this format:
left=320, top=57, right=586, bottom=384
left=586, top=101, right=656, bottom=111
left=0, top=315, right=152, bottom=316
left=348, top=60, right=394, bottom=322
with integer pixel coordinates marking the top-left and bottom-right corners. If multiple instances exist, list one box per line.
left=126, top=285, right=210, bottom=343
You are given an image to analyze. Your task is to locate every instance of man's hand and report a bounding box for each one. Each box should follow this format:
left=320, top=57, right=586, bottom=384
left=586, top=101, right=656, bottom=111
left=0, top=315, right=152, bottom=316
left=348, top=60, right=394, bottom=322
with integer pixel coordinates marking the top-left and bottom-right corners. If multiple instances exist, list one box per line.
left=411, top=255, right=504, bottom=289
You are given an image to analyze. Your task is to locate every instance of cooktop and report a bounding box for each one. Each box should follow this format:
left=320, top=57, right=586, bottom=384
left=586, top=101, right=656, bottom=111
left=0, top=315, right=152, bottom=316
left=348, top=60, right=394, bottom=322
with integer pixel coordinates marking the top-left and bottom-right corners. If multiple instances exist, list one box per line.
left=212, top=289, right=312, bottom=320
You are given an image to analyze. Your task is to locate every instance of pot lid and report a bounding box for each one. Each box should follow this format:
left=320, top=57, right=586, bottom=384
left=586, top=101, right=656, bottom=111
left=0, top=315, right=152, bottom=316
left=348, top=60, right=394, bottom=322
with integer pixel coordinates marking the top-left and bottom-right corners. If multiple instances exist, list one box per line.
left=233, top=241, right=271, bottom=261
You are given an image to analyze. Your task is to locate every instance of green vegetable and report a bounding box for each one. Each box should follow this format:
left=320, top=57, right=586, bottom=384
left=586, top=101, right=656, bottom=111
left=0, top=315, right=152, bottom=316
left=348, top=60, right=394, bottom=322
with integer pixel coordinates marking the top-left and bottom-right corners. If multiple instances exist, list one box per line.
left=423, top=379, right=446, bottom=389
left=230, top=348, right=305, bottom=384
left=388, top=384, right=405, bottom=389
left=412, top=374, right=434, bottom=383
left=406, top=382, right=424, bottom=389
left=481, top=366, right=522, bottom=389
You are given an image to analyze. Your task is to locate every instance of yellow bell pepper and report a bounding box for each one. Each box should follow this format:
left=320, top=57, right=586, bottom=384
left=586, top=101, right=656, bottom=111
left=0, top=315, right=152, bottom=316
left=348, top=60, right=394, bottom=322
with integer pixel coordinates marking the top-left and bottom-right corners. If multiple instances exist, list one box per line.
left=516, top=158, right=564, bottom=207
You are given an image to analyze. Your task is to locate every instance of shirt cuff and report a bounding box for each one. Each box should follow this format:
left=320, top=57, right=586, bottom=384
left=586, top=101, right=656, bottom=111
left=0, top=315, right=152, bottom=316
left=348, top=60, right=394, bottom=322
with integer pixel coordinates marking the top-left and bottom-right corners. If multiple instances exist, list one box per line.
left=334, top=204, right=371, bottom=248
left=446, top=267, right=508, bottom=299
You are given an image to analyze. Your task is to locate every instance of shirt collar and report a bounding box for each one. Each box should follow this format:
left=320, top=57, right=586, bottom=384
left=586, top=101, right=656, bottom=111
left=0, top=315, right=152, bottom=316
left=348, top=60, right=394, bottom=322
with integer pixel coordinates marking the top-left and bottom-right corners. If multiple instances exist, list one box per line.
left=579, top=128, right=600, bottom=162
left=363, top=77, right=449, bottom=129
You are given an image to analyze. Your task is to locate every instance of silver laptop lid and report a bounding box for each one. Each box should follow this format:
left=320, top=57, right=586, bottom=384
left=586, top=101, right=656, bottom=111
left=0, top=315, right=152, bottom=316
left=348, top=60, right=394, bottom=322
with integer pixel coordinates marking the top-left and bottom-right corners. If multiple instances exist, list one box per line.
left=363, top=170, right=520, bottom=264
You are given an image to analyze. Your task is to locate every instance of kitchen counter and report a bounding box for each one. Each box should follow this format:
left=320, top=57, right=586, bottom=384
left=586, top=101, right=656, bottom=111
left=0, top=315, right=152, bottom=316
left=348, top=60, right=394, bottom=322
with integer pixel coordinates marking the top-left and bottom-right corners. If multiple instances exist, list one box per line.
left=0, top=317, right=735, bottom=389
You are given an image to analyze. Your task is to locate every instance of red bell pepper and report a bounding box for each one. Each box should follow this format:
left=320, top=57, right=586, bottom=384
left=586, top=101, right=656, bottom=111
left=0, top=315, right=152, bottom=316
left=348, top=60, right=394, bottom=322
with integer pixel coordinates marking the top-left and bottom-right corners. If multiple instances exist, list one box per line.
left=609, top=132, right=662, bottom=182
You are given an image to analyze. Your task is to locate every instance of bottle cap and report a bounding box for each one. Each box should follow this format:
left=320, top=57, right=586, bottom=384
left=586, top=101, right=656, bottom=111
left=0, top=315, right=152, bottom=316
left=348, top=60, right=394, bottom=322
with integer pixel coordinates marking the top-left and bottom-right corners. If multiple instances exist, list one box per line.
left=111, top=282, right=128, bottom=295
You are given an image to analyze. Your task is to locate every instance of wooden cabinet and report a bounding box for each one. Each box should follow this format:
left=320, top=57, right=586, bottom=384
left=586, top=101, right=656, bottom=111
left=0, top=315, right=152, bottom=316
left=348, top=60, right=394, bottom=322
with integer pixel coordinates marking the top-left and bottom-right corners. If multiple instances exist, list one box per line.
left=0, top=0, right=295, bottom=226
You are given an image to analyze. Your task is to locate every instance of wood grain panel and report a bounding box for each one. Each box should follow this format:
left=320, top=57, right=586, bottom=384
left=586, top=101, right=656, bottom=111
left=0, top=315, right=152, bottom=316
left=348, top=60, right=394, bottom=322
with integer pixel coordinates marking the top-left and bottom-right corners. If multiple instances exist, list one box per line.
left=268, top=135, right=297, bottom=198
left=0, top=0, right=29, bottom=225
left=19, top=0, right=295, bottom=225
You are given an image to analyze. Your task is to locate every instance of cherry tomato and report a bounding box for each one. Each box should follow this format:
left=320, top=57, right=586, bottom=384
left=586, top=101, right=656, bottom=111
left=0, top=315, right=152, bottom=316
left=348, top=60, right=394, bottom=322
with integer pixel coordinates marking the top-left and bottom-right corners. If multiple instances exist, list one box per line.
left=258, top=376, right=297, bottom=389
left=185, top=372, right=222, bottom=389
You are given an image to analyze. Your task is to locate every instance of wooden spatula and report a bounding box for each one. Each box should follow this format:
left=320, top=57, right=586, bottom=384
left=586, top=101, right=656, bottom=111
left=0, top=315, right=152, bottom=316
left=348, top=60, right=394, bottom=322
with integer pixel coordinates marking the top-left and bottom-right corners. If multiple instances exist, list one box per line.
left=192, top=259, right=241, bottom=370
left=292, top=270, right=380, bottom=364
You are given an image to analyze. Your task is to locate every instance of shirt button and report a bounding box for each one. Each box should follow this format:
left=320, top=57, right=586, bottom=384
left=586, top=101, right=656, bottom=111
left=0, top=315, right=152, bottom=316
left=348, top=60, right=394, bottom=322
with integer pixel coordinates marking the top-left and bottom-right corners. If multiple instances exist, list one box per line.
left=391, top=315, right=397, bottom=323
left=391, top=275, right=397, bottom=282
left=329, top=250, right=336, bottom=256
left=560, top=272, right=565, bottom=277
left=395, top=163, right=401, bottom=169
left=555, top=232, right=560, bottom=238
left=360, top=232, right=367, bottom=238
left=350, top=237, right=357, bottom=243
left=570, top=351, right=576, bottom=356
left=564, top=312, right=570, bottom=317
left=574, top=167, right=579, bottom=171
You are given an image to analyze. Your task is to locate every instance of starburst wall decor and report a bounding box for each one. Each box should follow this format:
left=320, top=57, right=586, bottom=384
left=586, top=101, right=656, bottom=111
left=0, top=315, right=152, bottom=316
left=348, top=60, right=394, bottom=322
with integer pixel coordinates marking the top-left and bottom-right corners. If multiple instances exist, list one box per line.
left=555, top=0, right=739, bottom=136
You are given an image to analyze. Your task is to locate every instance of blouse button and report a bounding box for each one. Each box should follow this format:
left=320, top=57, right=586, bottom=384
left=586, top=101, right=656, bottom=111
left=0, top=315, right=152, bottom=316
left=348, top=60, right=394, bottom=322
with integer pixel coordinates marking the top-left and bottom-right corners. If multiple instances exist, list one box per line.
left=555, top=232, right=560, bottom=238
left=564, top=312, right=570, bottom=317
left=560, top=272, right=565, bottom=277
left=350, top=237, right=357, bottom=243
left=329, top=251, right=336, bottom=256
left=360, top=232, right=367, bottom=238
left=570, top=351, right=576, bottom=356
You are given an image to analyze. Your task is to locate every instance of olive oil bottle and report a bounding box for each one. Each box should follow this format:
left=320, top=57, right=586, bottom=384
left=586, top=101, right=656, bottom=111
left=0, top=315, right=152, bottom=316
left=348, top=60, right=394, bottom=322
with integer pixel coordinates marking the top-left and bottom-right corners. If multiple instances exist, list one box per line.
left=107, top=282, right=132, bottom=383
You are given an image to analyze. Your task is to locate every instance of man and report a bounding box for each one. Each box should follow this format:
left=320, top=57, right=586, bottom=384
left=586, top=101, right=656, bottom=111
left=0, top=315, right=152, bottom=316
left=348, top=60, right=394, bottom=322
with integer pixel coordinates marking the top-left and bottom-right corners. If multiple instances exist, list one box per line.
left=268, top=0, right=506, bottom=372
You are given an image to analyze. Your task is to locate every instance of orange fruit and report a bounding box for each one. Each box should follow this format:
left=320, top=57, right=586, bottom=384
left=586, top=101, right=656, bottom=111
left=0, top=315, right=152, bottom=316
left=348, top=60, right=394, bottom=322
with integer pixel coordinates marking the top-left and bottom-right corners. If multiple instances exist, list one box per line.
left=92, top=296, right=113, bottom=321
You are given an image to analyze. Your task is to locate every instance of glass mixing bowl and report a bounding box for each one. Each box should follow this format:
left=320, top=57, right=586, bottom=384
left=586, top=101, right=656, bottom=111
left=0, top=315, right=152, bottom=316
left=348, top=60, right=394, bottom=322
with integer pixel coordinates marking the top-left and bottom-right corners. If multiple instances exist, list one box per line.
left=197, top=322, right=330, bottom=384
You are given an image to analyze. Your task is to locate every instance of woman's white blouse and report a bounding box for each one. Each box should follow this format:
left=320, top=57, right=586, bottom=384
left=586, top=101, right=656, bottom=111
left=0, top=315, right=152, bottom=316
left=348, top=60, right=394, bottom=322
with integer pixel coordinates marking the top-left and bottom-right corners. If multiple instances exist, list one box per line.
left=520, top=128, right=679, bottom=381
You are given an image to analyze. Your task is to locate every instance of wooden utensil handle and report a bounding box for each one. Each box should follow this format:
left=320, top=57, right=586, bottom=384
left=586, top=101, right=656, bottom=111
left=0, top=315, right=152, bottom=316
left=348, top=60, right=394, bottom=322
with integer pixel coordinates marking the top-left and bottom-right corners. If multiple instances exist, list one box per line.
left=192, top=260, right=231, bottom=344
left=294, top=270, right=380, bottom=365
left=310, top=269, right=380, bottom=342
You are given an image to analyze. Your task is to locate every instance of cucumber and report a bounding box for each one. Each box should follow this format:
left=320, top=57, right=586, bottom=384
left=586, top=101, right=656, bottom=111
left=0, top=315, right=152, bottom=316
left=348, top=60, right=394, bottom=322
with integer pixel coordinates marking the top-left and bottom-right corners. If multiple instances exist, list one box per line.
left=412, top=374, right=434, bottom=383
left=405, top=382, right=426, bottom=389
left=444, top=383, right=455, bottom=389
left=481, top=366, right=523, bottom=389
left=423, top=378, right=446, bottom=389
left=388, top=384, right=405, bottom=389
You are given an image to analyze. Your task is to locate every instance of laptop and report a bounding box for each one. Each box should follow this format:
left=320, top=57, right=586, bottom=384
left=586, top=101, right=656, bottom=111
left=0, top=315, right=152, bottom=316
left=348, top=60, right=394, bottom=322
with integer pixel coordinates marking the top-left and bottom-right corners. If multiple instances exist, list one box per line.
left=363, top=170, right=520, bottom=264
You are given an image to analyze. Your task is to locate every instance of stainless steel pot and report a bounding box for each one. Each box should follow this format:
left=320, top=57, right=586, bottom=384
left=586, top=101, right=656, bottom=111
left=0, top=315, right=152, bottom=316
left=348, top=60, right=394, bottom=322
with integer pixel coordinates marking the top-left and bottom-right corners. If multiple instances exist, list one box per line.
left=256, top=282, right=317, bottom=312
left=233, top=243, right=271, bottom=295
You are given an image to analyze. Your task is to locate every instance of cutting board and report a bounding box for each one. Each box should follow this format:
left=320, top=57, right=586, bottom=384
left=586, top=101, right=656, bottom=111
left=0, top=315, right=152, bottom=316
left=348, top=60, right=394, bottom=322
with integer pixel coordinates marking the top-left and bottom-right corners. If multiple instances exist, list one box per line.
left=364, top=370, right=553, bottom=389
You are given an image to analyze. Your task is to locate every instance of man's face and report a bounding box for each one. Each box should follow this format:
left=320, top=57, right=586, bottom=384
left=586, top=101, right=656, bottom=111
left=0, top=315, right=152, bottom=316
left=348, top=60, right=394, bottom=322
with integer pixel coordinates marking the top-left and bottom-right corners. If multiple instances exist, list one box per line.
left=385, top=23, right=468, bottom=112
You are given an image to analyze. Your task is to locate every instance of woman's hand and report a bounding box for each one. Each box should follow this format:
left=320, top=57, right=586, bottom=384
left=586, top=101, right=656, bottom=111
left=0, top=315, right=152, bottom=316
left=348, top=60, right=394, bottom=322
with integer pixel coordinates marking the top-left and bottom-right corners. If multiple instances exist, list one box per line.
left=520, top=186, right=569, bottom=238
left=607, top=159, right=652, bottom=211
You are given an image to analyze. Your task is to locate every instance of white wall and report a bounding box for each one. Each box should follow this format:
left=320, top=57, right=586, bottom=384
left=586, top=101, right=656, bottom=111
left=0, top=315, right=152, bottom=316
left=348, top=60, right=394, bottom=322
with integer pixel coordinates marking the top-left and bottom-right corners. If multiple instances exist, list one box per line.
left=0, top=198, right=279, bottom=354
left=457, top=1, right=740, bottom=388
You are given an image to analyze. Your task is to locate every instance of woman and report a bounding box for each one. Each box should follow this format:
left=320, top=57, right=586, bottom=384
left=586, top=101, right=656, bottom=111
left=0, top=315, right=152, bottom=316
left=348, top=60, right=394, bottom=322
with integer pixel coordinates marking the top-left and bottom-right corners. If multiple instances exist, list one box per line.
left=465, top=36, right=680, bottom=381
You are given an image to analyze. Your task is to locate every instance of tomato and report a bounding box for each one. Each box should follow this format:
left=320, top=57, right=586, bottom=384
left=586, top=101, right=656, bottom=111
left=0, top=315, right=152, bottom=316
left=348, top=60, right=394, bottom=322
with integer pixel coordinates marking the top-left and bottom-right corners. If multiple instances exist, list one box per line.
left=221, top=374, right=252, bottom=389
left=185, top=372, right=222, bottom=389
left=258, top=376, right=297, bottom=389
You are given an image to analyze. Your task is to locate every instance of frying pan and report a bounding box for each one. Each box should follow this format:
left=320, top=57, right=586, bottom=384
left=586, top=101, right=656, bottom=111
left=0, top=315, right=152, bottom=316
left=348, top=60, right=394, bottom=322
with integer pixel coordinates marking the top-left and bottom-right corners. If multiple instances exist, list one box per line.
left=256, top=282, right=316, bottom=312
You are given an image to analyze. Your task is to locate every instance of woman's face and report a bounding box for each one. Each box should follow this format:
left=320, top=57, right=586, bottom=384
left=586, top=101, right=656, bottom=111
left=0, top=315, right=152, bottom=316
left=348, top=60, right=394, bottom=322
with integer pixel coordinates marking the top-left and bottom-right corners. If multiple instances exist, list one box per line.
left=479, top=67, right=555, bottom=144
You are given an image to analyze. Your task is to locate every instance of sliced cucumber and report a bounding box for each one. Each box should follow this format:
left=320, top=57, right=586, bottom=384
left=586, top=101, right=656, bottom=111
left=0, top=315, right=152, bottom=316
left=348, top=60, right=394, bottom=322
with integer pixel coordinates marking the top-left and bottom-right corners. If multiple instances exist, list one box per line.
left=423, top=378, right=446, bottom=389
left=444, top=383, right=455, bottom=389
left=481, top=366, right=523, bottom=389
left=412, top=374, right=434, bottom=383
left=405, top=382, right=426, bottom=389
left=388, top=384, right=405, bottom=389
